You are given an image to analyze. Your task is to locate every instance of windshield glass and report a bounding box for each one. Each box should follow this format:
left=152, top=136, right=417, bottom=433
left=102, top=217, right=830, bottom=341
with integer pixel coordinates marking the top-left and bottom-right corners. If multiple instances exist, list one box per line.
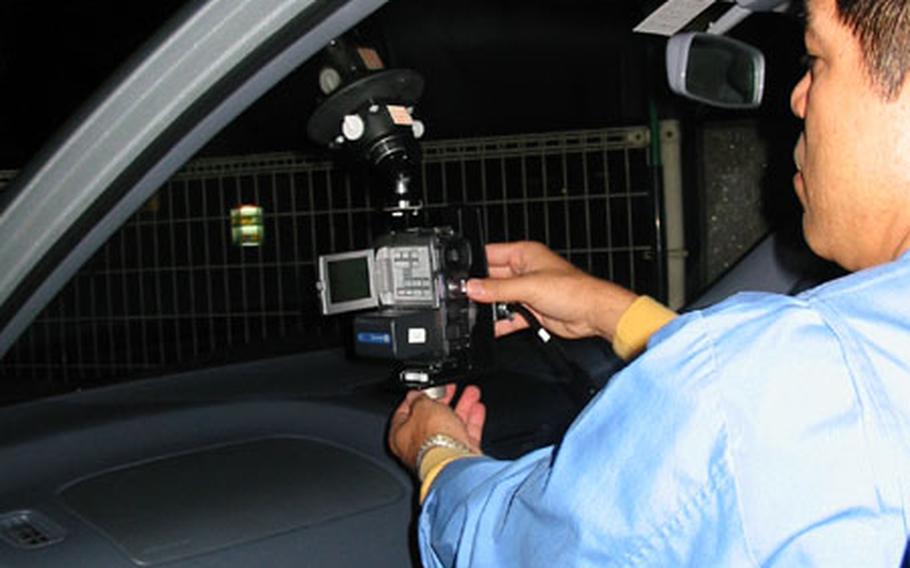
left=0, top=2, right=805, bottom=405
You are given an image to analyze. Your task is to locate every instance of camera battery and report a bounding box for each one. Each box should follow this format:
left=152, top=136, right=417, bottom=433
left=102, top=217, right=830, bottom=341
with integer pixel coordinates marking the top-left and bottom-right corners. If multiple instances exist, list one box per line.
left=353, top=309, right=443, bottom=360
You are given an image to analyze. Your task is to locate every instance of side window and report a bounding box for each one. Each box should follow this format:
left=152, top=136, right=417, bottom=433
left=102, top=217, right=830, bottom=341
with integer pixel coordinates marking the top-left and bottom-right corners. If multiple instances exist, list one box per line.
left=0, top=126, right=677, bottom=401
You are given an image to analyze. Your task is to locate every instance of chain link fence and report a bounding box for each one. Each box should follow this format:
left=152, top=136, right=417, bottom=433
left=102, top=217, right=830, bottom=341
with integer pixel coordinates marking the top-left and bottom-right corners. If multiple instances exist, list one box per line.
left=0, top=126, right=672, bottom=392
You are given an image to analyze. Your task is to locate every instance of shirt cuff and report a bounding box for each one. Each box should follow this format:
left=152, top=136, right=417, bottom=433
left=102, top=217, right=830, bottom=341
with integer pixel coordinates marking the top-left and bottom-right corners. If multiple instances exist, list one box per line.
left=612, top=295, right=678, bottom=361
left=418, top=446, right=475, bottom=503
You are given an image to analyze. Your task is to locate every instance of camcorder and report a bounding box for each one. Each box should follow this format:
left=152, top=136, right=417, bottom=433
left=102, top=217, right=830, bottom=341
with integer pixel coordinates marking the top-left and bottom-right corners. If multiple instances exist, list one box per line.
left=307, top=36, right=494, bottom=389
left=316, top=211, right=494, bottom=388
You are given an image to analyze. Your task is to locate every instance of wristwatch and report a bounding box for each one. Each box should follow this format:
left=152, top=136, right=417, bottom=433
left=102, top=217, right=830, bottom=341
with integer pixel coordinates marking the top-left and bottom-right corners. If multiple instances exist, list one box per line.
left=415, top=433, right=473, bottom=473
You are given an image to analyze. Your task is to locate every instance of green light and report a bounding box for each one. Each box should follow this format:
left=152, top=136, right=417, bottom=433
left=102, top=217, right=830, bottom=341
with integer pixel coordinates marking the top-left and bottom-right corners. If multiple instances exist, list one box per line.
left=230, top=205, right=264, bottom=247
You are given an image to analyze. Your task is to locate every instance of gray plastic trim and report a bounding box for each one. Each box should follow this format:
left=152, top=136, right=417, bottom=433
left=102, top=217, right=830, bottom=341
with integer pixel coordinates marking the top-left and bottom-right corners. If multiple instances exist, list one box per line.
left=687, top=233, right=812, bottom=310
left=59, top=437, right=403, bottom=566
left=0, top=511, right=66, bottom=550
left=735, top=0, right=789, bottom=11
left=0, top=0, right=386, bottom=358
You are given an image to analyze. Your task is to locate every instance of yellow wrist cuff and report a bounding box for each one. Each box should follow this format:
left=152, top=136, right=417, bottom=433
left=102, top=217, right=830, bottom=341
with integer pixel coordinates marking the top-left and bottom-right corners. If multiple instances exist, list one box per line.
left=612, top=295, right=677, bottom=361
left=418, top=446, right=475, bottom=504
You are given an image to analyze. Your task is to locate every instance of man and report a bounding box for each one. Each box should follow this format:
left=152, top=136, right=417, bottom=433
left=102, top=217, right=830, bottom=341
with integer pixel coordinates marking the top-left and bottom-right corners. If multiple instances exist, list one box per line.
left=389, top=0, right=910, bottom=564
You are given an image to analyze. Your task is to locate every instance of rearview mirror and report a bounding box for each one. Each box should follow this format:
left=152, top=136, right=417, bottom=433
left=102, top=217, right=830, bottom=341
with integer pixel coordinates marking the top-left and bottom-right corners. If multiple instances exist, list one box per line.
left=666, top=32, right=765, bottom=109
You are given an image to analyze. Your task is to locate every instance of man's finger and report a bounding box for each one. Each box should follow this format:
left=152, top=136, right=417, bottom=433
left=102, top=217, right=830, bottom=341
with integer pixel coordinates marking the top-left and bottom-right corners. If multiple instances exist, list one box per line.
left=453, top=385, right=481, bottom=422
left=466, top=402, right=486, bottom=450
left=439, top=383, right=457, bottom=405
left=390, top=390, right=423, bottom=426
left=494, top=316, right=529, bottom=337
left=488, top=265, right=518, bottom=279
left=483, top=242, right=525, bottom=271
left=403, top=389, right=423, bottom=408
left=388, top=395, right=416, bottom=456
left=390, top=398, right=410, bottom=425
left=485, top=241, right=566, bottom=273
left=467, top=274, right=543, bottom=305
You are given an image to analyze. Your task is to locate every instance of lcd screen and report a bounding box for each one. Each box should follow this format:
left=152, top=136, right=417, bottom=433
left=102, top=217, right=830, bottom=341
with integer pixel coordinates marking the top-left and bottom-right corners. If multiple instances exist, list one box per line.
left=327, top=257, right=372, bottom=304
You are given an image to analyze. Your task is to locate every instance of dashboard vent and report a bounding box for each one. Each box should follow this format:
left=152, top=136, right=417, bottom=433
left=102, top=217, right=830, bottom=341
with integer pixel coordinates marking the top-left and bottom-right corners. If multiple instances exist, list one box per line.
left=0, top=511, right=65, bottom=549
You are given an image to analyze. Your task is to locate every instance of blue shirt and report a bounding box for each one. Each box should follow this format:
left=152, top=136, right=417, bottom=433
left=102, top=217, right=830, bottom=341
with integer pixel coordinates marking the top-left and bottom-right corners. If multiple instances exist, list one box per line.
left=419, top=252, right=910, bottom=566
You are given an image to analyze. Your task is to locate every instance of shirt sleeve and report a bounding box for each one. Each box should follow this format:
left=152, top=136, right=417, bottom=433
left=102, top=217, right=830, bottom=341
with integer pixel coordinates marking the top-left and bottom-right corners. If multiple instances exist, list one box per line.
left=417, top=295, right=678, bottom=503
left=612, top=295, right=678, bottom=361
left=418, top=312, right=755, bottom=567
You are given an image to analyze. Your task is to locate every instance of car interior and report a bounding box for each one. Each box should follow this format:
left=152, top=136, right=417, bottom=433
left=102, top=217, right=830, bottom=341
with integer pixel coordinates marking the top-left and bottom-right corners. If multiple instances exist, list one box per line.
left=0, top=0, right=839, bottom=566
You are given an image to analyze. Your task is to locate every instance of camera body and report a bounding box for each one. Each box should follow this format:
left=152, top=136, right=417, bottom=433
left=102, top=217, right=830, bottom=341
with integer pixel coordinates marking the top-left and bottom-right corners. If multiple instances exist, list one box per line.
left=308, top=37, right=494, bottom=387
left=317, top=224, right=492, bottom=387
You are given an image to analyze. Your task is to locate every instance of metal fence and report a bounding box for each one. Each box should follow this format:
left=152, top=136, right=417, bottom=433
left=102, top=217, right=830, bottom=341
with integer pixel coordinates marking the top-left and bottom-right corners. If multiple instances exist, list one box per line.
left=0, top=126, right=668, bottom=388
left=0, top=171, right=16, bottom=191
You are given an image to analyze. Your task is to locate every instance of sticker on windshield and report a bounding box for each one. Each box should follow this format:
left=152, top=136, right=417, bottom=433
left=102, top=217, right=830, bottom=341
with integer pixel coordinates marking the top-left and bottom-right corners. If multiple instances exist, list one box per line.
left=633, top=0, right=713, bottom=36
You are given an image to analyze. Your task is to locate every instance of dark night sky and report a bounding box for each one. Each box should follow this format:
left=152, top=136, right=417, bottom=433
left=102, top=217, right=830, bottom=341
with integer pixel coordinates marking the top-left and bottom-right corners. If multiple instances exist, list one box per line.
left=0, top=1, right=803, bottom=170
left=0, top=0, right=188, bottom=169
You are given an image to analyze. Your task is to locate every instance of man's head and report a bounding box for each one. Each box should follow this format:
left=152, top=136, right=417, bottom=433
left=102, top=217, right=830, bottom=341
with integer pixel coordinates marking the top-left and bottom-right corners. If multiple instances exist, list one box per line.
left=835, top=0, right=910, bottom=100
left=790, top=0, right=910, bottom=270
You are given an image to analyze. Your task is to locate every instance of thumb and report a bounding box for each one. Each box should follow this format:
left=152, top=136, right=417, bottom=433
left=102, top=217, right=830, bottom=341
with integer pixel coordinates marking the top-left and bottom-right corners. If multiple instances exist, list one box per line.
left=467, top=275, right=541, bottom=305
left=389, top=390, right=421, bottom=430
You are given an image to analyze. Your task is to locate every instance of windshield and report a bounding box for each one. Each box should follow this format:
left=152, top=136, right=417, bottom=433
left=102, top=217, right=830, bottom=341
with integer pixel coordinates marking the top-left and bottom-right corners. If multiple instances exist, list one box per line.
left=0, top=1, right=805, bottom=405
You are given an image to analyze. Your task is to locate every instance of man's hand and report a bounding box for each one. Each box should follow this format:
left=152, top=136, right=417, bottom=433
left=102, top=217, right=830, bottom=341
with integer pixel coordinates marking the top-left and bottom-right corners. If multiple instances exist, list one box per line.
left=466, top=241, right=638, bottom=342
left=388, top=384, right=486, bottom=471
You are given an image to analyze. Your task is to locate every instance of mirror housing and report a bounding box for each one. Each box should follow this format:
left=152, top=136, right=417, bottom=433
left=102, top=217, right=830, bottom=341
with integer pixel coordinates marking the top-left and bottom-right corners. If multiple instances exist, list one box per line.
left=666, top=32, right=765, bottom=109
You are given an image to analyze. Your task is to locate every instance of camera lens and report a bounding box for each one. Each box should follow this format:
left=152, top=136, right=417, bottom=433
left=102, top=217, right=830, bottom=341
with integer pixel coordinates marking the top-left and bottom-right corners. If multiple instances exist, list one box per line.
left=444, top=241, right=471, bottom=270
